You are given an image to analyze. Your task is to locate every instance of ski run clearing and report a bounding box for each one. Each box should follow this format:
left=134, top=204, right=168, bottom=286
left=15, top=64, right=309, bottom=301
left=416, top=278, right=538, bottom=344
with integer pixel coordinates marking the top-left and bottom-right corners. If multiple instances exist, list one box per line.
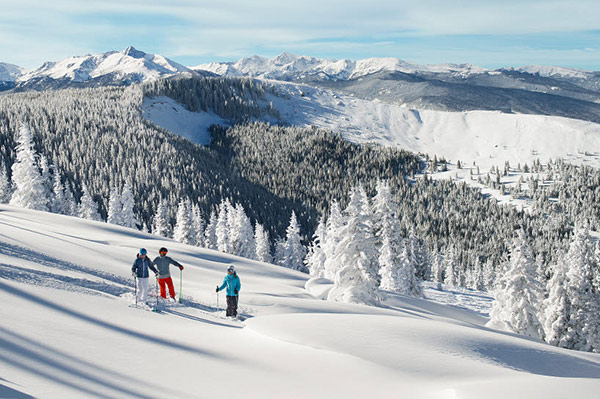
left=1, top=205, right=599, bottom=399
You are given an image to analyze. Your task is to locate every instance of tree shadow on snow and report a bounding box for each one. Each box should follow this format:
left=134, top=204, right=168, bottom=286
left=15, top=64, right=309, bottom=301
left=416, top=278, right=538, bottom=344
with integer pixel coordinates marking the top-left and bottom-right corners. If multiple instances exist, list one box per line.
left=0, top=280, right=230, bottom=361
left=0, top=326, right=183, bottom=399
left=473, top=342, right=600, bottom=378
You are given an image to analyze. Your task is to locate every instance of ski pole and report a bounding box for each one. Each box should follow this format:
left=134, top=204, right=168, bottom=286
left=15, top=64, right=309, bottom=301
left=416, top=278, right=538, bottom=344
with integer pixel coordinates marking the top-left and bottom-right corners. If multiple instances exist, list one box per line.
left=216, top=287, right=219, bottom=312
left=179, top=268, right=183, bottom=304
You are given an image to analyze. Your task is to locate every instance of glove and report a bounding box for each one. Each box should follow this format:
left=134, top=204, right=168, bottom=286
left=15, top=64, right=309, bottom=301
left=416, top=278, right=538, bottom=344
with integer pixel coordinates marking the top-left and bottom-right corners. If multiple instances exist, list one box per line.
left=216, top=286, right=219, bottom=293
left=234, top=289, right=238, bottom=295
left=132, top=272, right=136, bottom=278
left=179, top=266, right=184, bottom=271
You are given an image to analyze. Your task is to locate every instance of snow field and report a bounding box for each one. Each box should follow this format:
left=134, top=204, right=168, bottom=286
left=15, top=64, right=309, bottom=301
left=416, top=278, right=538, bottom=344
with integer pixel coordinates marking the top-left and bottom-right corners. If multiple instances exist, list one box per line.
left=1, top=205, right=600, bottom=398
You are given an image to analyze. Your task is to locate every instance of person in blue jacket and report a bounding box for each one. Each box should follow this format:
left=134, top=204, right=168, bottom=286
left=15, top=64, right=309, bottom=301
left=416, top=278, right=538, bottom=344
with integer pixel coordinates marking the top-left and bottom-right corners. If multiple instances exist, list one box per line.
left=216, top=265, right=241, bottom=317
left=132, top=248, right=158, bottom=303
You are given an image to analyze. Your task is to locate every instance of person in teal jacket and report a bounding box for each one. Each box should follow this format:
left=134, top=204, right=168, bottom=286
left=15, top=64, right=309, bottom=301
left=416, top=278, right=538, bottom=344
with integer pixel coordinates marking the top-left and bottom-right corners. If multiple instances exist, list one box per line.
left=216, top=265, right=241, bottom=317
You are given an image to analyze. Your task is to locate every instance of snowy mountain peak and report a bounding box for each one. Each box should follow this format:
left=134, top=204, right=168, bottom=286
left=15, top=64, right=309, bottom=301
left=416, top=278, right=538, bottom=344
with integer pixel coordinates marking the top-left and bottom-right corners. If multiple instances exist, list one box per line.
left=121, top=46, right=147, bottom=59
left=14, top=47, right=190, bottom=88
left=193, top=53, right=490, bottom=81
left=514, top=65, right=592, bottom=79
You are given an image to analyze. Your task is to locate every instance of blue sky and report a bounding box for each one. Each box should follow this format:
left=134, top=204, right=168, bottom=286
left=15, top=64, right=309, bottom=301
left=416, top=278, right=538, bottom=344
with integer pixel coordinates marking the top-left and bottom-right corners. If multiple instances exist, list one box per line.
left=1, top=0, right=599, bottom=70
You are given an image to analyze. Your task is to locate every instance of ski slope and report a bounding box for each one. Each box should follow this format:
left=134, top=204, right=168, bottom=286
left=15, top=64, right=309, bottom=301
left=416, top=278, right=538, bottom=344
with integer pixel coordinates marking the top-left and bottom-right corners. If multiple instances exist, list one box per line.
left=1, top=205, right=599, bottom=399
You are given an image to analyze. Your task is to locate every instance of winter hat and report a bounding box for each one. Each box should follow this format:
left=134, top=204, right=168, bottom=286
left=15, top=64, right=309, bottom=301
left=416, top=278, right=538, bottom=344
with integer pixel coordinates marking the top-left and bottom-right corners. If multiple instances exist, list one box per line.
left=139, top=248, right=147, bottom=255
left=227, top=265, right=235, bottom=273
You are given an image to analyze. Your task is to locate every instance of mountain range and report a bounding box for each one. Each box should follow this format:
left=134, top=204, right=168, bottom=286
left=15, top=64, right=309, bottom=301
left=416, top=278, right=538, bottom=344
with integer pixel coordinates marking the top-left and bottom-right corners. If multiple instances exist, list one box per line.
left=2, top=48, right=600, bottom=123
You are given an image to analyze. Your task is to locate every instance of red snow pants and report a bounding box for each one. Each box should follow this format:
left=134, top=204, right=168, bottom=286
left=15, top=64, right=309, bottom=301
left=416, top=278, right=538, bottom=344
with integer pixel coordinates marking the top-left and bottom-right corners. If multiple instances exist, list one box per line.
left=158, top=277, right=176, bottom=299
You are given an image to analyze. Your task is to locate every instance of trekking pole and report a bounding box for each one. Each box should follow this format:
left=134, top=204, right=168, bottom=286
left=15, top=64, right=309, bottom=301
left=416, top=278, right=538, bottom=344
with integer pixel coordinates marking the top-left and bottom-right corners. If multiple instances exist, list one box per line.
left=179, top=268, right=183, bottom=304
left=154, top=276, right=159, bottom=312
left=134, top=276, right=137, bottom=307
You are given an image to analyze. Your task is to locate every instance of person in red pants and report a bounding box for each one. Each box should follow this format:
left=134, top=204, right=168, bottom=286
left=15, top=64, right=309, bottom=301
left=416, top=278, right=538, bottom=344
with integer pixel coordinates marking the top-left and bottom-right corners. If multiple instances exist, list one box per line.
left=152, top=247, right=184, bottom=300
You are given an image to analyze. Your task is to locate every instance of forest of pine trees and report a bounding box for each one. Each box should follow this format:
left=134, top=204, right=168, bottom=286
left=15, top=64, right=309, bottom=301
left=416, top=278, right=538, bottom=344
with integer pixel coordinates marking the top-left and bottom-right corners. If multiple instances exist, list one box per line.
left=2, top=75, right=600, bottom=352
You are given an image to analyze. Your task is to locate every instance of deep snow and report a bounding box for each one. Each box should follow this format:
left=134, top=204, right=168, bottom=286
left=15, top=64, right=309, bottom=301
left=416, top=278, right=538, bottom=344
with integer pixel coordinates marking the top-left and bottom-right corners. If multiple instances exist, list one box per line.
left=1, top=205, right=599, bottom=399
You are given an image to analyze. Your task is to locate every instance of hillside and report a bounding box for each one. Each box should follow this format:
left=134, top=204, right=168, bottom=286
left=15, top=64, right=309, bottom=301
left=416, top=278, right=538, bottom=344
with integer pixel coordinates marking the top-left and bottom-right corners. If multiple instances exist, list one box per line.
left=1, top=205, right=599, bottom=398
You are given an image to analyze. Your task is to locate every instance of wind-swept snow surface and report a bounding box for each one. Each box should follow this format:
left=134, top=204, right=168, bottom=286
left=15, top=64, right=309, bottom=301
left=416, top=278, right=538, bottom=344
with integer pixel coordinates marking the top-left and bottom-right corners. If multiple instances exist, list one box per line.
left=1, top=205, right=599, bottom=398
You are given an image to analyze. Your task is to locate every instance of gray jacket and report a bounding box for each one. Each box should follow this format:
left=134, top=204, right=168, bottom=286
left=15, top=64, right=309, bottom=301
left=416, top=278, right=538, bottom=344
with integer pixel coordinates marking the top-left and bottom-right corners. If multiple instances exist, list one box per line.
left=152, top=255, right=182, bottom=278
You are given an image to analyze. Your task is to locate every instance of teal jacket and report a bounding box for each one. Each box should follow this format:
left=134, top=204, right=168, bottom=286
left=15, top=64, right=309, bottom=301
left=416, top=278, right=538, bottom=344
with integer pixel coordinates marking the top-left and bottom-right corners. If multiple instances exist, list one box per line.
left=218, top=273, right=241, bottom=296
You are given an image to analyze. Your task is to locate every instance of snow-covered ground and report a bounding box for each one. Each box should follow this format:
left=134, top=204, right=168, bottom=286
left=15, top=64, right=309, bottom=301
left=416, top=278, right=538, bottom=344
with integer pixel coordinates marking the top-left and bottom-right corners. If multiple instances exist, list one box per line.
left=142, top=96, right=226, bottom=145
left=1, top=205, right=599, bottom=398
left=266, top=82, right=600, bottom=171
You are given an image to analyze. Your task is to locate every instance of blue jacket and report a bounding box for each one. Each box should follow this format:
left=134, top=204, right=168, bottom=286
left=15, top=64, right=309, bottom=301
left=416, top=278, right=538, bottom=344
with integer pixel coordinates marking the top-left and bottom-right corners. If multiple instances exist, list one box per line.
left=132, top=256, right=158, bottom=278
left=218, top=273, right=241, bottom=296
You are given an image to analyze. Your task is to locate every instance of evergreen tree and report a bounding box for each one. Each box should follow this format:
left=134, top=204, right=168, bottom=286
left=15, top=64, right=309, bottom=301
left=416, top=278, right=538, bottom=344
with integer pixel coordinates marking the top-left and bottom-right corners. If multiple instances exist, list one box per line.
left=173, top=199, right=196, bottom=245
left=0, top=161, right=12, bottom=204
left=107, top=186, right=123, bottom=225
left=488, top=231, right=544, bottom=340
left=543, top=254, right=570, bottom=347
left=10, top=124, right=48, bottom=211
left=192, top=203, right=206, bottom=247
left=120, top=183, right=138, bottom=229
left=232, top=203, right=255, bottom=259
left=283, top=211, right=307, bottom=271
left=273, top=237, right=286, bottom=266
left=255, top=222, right=272, bottom=263
left=322, top=200, right=344, bottom=279
left=78, top=183, right=101, bottom=221
left=443, top=245, right=457, bottom=287
left=63, top=181, right=78, bottom=216
left=204, top=210, right=218, bottom=249
left=327, top=186, right=380, bottom=305
left=431, top=247, right=444, bottom=285
left=561, top=227, right=600, bottom=351
left=39, top=155, right=53, bottom=205
left=152, top=198, right=172, bottom=238
left=216, top=199, right=232, bottom=253
left=50, top=168, right=68, bottom=214
left=305, top=215, right=327, bottom=277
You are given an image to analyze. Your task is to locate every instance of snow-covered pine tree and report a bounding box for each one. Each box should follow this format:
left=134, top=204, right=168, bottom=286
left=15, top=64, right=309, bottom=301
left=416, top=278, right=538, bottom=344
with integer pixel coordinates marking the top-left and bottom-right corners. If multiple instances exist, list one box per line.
left=152, top=198, right=172, bottom=238
left=561, top=226, right=600, bottom=351
left=10, top=124, right=48, bottom=211
left=232, top=203, right=256, bottom=259
left=273, top=237, right=286, bottom=266
left=38, top=155, right=54, bottom=205
left=192, top=203, right=206, bottom=247
left=0, top=161, right=12, bottom=204
left=305, top=215, right=327, bottom=277
left=63, top=181, right=78, bottom=216
left=204, top=210, right=218, bottom=249
left=283, top=211, right=307, bottom=271
left=78, top=183, right=102, bottom=221
left=482, top=259, right=496, bottom=291
left=216, top=199, right=232, bottom=253
left=396, top=240, right=423, bottom=297
left=173, top=199, right=196, bottom=245
left=488, top=231, right=545, bottom=340
left=543, top=253, right=570, bottom=347
left=120, top=183, right=138, bottom=229
left=50, top=167, right=68, bottom=214
left=327, top=186, right=380, bottom=305
left=107, top=186, right=123, bottom=225
left=254, top=222, right=272, bottom=263
left=443, top=245, right=458, bottom=287
left=322, top=200, right=344, bottom=279
left=431, top=247, right=444, bottom=285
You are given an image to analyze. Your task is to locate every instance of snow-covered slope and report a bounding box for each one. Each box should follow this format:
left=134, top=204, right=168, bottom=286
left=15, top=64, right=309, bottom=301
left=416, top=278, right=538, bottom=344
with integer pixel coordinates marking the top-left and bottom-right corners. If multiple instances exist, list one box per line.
left=142, top=96, right=226, bottom=145
left=0, top=62, right=23, bottom=81
left=1, top=205, right=599, bottom=398
left=194, top=52, right=487, bottom=81
left=13, top=46, right=189, bottom=89
left=267, top=83, right=600, bottom=169
left=514, top=65, right=593, bottom=79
